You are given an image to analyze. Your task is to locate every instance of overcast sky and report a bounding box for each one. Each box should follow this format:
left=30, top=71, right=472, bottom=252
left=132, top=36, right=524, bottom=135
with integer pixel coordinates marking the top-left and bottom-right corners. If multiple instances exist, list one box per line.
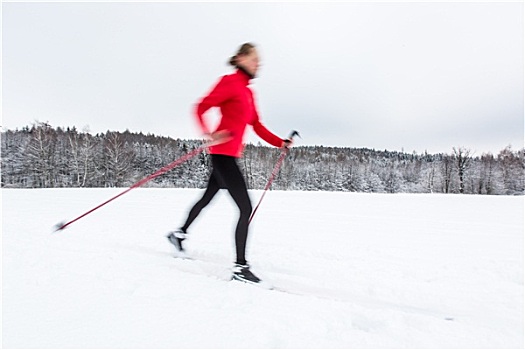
left=3, top=1, right=523, bottom=154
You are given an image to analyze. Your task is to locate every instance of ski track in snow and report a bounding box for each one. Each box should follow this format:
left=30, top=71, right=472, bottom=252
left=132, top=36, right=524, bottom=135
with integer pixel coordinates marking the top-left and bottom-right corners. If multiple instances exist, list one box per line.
left=2, top=188, right=523, bottom=348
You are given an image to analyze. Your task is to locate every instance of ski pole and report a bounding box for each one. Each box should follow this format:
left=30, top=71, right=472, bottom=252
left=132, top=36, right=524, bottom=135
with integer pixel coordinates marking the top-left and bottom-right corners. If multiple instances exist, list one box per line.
left=249, top=130, right=300, bottom=224
left=54, top=138, right=227, bottom=232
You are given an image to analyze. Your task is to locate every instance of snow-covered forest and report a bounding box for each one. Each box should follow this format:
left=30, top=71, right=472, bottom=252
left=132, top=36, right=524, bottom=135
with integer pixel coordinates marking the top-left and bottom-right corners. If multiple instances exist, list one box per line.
left=1, top=122, right=523, bottom=195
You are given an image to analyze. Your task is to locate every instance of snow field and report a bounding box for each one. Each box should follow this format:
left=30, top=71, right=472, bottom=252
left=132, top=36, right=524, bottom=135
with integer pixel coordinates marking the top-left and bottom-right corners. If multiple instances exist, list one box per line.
left=2, top=188, right=523, bottom=348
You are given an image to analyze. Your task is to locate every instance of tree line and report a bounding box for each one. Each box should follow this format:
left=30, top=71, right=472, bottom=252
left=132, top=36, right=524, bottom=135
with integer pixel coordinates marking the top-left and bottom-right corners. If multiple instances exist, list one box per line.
left=1, top=122, right=523, bottom=195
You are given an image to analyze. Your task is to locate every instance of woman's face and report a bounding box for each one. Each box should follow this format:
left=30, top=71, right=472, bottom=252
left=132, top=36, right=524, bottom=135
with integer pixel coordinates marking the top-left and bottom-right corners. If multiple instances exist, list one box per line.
left=237, top=49, right=260, bottom=77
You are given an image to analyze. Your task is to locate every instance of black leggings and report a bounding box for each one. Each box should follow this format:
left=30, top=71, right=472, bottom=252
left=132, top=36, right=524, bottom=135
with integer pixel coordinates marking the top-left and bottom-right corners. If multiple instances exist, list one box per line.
left=181, top=155, right=252, bottom=265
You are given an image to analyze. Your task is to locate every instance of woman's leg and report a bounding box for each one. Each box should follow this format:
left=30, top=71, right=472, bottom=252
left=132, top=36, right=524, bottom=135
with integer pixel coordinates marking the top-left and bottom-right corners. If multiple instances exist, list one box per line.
left=180, top=171, right=220, bottom=233
left=212, top=155, right=253, bottom=265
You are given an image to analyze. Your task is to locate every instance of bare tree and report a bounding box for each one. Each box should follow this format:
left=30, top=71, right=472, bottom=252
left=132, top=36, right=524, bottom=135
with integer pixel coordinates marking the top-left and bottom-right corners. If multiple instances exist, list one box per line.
left=25, top=122, right=57, bottom=187
left=67, top=127, right=96, bottom=187
left=103, top=132, right=135, bottom=187
left=453, top=147, right=472, bottom=194
left=440, top=154, right=454, bottom=193
left=498, top=146, right=525, bottom=195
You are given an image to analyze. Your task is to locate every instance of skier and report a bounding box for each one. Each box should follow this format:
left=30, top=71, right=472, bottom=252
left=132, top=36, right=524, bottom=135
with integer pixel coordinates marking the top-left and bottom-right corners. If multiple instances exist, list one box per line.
left=167, top=43, right=293, bottom=285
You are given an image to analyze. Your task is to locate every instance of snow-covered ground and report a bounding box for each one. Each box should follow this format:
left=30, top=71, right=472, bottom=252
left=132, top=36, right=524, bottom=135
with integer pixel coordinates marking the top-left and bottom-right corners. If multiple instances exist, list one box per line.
left=2, top=188, right=523, bottom=348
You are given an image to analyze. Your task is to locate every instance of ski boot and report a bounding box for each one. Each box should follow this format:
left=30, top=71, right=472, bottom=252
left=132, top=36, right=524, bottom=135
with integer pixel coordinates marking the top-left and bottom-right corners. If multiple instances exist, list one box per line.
left=232, top=263, right=262, bottom=285
left=167, top=229, right=188, bottom=258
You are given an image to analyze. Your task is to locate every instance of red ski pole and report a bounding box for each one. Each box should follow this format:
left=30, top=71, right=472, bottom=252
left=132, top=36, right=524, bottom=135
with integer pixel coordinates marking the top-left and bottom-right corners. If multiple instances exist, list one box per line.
left=249, top=131, right=299, bottom=224
left=54, top=138, right=226, bottom=232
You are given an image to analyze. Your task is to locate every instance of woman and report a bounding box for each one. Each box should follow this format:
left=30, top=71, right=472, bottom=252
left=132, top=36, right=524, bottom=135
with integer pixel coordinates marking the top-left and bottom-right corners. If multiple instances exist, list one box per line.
left=167, top=43, right=293, bottom=285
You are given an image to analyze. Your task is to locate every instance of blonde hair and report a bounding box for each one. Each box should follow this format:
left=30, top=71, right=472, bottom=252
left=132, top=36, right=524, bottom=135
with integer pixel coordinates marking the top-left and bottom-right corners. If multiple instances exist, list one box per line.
left=229, top=42, right=256, bottom=66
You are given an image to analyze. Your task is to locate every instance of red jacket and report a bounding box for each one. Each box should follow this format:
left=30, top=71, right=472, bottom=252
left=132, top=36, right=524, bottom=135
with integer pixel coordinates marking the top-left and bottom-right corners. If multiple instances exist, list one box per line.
left=195, top=69, right=283, bottom=158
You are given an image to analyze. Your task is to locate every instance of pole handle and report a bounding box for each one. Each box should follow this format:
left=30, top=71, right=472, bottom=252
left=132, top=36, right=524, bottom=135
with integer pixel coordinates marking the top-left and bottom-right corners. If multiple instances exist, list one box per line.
left=288, top=130, right=300, bottom=139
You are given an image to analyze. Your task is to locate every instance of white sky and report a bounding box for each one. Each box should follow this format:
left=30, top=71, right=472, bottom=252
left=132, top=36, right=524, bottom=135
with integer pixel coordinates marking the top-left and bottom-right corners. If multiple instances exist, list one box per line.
left=2, top=1, right=524, bottom=154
